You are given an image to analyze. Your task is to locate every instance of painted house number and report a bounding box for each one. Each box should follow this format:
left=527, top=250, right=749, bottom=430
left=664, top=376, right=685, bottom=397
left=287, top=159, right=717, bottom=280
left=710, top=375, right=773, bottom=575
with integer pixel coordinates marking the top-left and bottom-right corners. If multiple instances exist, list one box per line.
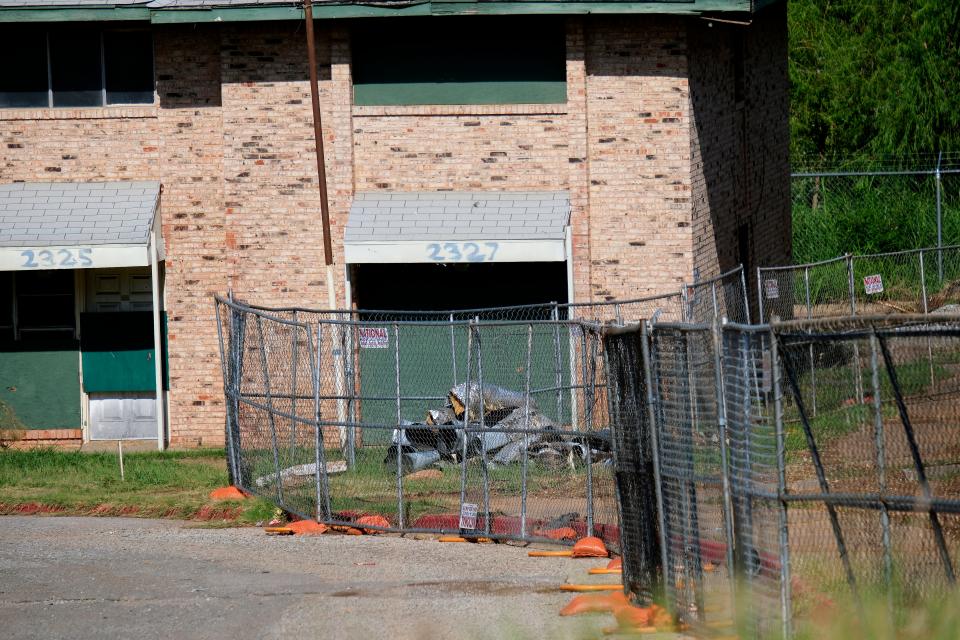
left=426, top=242, right=499, bottom=262
left=20, top=248, right=93, bottom=268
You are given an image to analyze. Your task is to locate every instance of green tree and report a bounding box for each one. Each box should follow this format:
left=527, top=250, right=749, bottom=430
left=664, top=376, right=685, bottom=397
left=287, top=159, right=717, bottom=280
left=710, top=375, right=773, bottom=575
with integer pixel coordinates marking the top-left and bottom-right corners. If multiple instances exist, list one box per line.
left=789, top=1, right=960, bottom=160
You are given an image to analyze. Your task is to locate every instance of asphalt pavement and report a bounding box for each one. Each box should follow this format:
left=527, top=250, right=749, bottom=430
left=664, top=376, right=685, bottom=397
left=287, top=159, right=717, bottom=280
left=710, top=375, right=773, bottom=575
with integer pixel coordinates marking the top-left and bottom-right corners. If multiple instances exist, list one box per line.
left=0, top=516, right=614, bottom=640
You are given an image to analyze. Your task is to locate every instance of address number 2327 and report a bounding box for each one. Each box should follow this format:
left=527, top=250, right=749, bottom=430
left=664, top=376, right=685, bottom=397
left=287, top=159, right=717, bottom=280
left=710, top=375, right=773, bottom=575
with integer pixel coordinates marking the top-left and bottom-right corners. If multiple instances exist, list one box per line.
left=426, top=242, right=499, bottom=263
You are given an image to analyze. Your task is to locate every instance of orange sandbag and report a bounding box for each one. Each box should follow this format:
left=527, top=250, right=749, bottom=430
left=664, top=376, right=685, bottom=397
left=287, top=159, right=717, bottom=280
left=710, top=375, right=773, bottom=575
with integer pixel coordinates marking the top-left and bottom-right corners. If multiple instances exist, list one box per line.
left=539, top=527, right=578, bottom=541
left=356, top=515, right=390, bottom=534
left=588, top=567, right=622, bottom=575
left=330, top=524, right=364, bottom=535
left=612, top=603, right=672, bottom=632
left=606, top=557, right=622, bottom=570
left=209, top=486, right=247, bottom=501
left=286, top=520, right=328, bottom=536
left=571, top=536, right=609, bottom=558
left=559, top=591, right=630, bottom=616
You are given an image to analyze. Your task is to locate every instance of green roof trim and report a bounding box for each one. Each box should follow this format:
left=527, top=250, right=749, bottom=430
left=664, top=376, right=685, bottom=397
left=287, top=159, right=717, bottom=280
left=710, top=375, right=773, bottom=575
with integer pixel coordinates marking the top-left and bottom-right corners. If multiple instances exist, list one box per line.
left=0, top=1, right=779, bottom=24
left=0, top=7, right=150, bottom=22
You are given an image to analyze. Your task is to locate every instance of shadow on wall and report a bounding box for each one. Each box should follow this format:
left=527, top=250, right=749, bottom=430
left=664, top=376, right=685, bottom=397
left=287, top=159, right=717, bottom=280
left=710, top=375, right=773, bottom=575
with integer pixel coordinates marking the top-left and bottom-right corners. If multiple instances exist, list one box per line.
left=687, top=2, right=791, bottom=317
left=155, top=21, right=333, bottom=112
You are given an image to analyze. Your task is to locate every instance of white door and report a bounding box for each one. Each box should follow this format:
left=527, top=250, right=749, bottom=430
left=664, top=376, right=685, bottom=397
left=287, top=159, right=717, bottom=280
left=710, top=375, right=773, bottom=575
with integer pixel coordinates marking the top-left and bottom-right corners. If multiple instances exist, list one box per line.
left=89, top=393, right=157, bottom=440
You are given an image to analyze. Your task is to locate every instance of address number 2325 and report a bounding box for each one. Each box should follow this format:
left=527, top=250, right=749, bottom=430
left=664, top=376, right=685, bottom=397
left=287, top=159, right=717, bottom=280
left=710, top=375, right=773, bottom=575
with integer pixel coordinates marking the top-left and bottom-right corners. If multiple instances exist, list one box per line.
left=426, top=242, right=499, bottom=262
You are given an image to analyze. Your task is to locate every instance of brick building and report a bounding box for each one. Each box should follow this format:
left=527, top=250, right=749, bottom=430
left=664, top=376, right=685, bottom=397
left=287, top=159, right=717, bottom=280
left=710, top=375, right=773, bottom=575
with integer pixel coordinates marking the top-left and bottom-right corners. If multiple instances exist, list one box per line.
left=0, top=0, right=789, bottom=448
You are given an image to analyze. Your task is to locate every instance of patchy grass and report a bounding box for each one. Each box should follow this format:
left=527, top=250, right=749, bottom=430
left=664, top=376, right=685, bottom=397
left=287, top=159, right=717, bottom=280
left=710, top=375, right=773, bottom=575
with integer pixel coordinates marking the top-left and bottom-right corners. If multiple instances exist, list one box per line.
left=0, top=448, right=273, bottom=525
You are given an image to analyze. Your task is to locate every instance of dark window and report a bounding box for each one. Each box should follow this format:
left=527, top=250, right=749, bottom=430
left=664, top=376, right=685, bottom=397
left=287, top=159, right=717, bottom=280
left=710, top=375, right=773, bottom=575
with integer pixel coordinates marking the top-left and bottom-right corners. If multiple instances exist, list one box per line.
left=104, top=31, right=154, bottom=105
left=0, top=30, right=49, bottom=108
left=0, top=26, right=153, bottom=109
left=51, top=29, right=102, bottom=108
left=351, top=17, right=566, bottom=106
left=0, top=273, right=12, bottom=341
left=15, top=270, right=76, bottom=338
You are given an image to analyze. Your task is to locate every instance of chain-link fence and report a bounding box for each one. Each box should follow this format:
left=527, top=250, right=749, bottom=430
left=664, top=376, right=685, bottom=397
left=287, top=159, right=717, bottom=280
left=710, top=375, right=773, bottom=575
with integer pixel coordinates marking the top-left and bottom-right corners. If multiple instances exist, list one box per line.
left=758, top=245, right=960, bottom=323
left=791, top=155, right=960, bottom=266
left=684, top=266, right=751, bottom=325
left=216, top=295, right=619, bottom=546
left=601, top=314, right=960, bottom=638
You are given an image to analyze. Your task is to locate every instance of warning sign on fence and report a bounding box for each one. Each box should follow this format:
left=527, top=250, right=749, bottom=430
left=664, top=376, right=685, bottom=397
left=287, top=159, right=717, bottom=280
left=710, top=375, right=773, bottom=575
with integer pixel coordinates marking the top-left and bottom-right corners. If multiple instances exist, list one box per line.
left=359, top=327, right=389, bottom=349
left=864, top=274, right=884, bottom=295
left=459, top=502, right=478, bottom=530
left=764, top=279, right=780, bottom=299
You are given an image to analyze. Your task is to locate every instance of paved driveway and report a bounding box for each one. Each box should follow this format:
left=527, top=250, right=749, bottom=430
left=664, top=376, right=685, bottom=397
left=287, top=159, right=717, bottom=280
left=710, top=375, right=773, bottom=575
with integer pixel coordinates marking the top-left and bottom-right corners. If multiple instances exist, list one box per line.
left=0, top=516, right=613, bottom=640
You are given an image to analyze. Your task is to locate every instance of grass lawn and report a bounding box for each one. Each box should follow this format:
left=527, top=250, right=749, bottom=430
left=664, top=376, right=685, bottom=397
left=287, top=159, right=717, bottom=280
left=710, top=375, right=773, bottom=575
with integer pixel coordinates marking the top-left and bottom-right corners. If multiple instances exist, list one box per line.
left=0, top=448, right=275, bottom=525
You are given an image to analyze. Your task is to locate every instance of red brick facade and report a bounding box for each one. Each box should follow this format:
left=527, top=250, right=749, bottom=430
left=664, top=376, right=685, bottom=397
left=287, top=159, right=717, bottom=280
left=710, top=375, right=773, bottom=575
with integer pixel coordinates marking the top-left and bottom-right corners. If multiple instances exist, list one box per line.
left=0, top=10, right=789, bottom=446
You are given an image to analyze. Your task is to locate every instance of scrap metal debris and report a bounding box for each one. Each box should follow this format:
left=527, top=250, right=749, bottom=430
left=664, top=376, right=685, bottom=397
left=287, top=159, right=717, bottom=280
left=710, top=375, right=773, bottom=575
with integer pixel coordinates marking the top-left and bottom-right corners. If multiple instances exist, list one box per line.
left=385, top=382, right=611, bottom=473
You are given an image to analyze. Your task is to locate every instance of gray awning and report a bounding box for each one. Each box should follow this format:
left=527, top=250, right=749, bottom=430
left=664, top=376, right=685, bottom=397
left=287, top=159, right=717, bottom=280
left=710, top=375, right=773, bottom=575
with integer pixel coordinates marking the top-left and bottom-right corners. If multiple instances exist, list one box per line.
left=0, top=181, right=162, bottom=271
left=344, top=191, right=570, bottom=264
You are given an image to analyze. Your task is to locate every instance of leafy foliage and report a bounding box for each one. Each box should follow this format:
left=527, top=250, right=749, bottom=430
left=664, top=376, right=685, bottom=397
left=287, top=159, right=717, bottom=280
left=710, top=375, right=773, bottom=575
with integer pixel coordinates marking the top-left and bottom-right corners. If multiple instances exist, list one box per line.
left=789, top=2, right=960, bottom=159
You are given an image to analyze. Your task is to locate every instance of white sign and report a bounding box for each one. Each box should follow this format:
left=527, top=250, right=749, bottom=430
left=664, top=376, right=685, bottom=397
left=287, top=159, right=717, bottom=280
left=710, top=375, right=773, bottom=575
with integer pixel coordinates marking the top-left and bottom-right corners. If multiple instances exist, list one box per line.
left=359, top=327, right=389, bottom=349
left=764, top=279, right=780, bottom=299
left=864, top=274, right=884, bottom=295
left=459, top=502, right=478, bottom=530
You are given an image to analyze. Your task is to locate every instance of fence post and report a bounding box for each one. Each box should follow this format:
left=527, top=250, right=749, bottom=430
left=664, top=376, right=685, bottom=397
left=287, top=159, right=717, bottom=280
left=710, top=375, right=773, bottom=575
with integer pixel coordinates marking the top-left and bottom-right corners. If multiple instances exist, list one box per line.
left=739, top=266, right=751, bottom=324
left=640, top=322, right=669, bottom=601
left=311, top=322, right=331, bottom=521
left=581, top=327, right=595, bottom=537
left=936, top=150, right=944, bottom=282
left=521, top=324, right=533, bottom=539
left=290, top=310, right=299, bottom=459
left=551, top=303, right=563, bottom=424
left=847, top=254, right=865, bottom=402
left=394, top=322, right=404, bottom=529
left=804, top=267, right=818, bottom=417
left=920, top=250, right=937, bottom=385
left=711, top=320, right=737, bottom=613
left=214, top=301, right=238, bottom=487
left=769, top=327, right=793, bottom=640
left=255, top=315, right=284, bottom=507
left=449, top=312, right=457, bottom=385
left=756, top=267, right=766, bottom=323
left=869, top=332, right=895, bottom=623
left=231, top=309, right=247, bottom=486
left=711, top=281, right=719, bottom=320
left=458, top=321, right=473, bottom=523
left=475, top=317, right=491, bottom=536
left=343, top=321, right=356, bottom=469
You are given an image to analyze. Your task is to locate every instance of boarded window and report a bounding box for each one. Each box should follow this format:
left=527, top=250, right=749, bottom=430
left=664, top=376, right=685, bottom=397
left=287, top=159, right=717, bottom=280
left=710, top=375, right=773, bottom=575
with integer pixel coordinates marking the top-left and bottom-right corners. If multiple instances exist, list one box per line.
left=351, top=17, right=566, bottom=106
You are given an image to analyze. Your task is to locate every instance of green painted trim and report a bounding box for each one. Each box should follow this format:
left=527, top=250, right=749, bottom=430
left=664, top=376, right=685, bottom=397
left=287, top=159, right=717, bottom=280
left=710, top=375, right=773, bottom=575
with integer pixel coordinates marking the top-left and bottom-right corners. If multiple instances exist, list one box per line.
left=0, top=1, right=779, bottom=24
left=0, top=7, right=149, bottom=23
left=149, top=6, right=305, bottom=24
left=354, top=81, right=567, bottom=106
left=0, top=349, right=80, bottom=430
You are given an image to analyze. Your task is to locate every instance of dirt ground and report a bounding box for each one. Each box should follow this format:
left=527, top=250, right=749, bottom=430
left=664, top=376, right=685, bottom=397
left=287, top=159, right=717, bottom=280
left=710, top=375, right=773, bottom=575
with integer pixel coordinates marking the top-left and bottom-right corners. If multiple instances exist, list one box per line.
left=0, top=516, right=637, bottom=640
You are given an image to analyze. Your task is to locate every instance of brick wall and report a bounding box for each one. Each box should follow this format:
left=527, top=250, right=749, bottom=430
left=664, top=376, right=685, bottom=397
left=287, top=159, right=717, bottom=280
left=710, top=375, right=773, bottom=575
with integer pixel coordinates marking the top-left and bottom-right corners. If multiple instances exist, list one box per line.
left=1, top=13, right=788, bottom=446
left=155, top=24, right=227, bottom=447
left=584, top=17, right=693, bottom=301
left=688, top=3, right=790, bottom=316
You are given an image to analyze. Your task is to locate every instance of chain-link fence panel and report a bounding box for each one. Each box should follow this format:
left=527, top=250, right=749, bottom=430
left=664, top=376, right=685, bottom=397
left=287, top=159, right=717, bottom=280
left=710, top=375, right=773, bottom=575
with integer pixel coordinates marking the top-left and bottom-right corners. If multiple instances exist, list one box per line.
left=721, top=324, right=786, bottom=639
left=647, top=323, right=737, bottom=635
left=215, top=296, right=619, bottom=548
left=774, top=315, right=960, bottom=633
left=684, top=266, right=750, bottom=324
left=598, top=324, right=663, bottom=606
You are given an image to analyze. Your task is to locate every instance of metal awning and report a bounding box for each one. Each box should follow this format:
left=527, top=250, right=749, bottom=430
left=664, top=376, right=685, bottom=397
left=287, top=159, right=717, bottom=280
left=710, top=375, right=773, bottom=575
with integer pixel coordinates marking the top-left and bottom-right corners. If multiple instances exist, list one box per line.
left=344, top=191, right=570, bottom=264
left=0, top=181, right=163, bottom=271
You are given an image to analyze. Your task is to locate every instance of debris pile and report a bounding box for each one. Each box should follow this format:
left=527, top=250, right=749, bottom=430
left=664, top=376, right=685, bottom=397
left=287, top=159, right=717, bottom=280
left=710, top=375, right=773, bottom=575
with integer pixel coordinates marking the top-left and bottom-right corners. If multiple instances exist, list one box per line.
left=385, top=383, right=611, bottom=473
